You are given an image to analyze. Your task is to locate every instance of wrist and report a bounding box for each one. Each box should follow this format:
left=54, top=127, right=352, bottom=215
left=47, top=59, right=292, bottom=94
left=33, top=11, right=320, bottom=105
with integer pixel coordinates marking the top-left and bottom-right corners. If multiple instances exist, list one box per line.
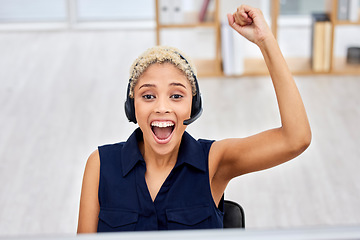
left=256, top=33, right=277, bottom=50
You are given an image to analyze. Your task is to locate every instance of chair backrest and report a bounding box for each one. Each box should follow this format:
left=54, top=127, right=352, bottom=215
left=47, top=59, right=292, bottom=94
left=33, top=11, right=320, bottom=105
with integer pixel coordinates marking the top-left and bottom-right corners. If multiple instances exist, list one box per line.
left=223, top=200, right=245, bottom=228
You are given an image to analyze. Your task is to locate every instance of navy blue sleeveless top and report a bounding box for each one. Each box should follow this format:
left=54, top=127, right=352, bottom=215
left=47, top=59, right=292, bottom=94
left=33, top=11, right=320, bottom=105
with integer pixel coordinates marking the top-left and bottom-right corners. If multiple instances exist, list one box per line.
left=97, top=128, right=224, bottom=231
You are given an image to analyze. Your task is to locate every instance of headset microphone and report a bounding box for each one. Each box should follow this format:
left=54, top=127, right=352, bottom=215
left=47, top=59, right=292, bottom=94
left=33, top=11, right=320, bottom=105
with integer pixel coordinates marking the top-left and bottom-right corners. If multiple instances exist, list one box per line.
left=183, top=107, right=203, bottom=125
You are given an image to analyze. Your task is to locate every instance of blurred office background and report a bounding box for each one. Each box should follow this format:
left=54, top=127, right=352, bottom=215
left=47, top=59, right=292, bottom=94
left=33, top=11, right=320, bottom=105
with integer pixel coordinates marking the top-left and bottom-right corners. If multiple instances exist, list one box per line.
left=0, top=0, right=360, bottom=237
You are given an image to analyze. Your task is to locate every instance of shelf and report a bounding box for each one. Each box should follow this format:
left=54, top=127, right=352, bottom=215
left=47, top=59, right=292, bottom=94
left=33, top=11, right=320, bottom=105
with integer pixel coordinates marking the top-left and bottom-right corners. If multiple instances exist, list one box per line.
left=194, top=59, right=222, bottom=77
left=238, top=0, right=360, bottom=76
left=156, top=0, right=360, bottom=77
left=243, top=58, right=268, bottom=76
left=332, top=57, right=360, bottom=74
left=234, top=57, right=342, bottom=76
left=155, top=0, right=221, bottom=77
left=333, top=20, right=360, bottom=25
left=242, top=57, right=360, bottom=76
left=242, top=57, right=315, bottom=76
left=158, top=22, right=217, bottom=29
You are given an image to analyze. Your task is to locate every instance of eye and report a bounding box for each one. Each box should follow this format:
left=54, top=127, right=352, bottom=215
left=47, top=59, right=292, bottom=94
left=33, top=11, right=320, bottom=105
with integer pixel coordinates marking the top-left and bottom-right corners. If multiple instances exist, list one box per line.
left=170, top=94, right=183, bottom=99
left=142, top=94, right=155, bottom=100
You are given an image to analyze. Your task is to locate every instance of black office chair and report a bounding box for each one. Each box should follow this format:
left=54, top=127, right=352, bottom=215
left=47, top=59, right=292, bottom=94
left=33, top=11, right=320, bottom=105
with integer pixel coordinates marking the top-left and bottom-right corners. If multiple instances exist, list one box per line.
left=223, top=200, right=245, bottom=228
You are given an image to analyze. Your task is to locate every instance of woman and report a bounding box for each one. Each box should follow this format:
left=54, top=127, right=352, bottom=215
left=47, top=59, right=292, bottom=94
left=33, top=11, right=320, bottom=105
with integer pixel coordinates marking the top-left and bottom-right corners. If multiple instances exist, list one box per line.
left=77, top=5, right=311, bottom=233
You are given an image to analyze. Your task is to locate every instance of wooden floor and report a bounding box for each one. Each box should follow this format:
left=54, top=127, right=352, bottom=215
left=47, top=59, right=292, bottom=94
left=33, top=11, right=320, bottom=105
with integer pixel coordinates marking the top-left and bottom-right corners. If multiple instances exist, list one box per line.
left=0, top=31, right=360, bottom=237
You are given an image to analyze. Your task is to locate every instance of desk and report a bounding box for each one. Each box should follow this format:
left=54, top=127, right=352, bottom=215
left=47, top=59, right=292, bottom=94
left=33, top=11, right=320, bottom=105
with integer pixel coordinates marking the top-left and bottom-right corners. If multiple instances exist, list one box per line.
left=6, top=226, right=360, bottom=240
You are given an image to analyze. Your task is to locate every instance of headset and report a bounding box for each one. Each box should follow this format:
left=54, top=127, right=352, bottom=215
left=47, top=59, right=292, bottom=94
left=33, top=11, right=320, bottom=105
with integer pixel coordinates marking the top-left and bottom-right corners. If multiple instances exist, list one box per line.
left=124, top=52, right=202, bottom=125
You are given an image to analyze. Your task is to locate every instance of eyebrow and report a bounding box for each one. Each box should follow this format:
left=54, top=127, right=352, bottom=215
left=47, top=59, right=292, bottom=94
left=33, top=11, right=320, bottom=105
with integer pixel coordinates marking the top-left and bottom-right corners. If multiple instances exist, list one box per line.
left=169, top=82, right=187, bottom=89
left=138, top=82, right=187, bottom=90
left=138, top=83, right=156, bottom=90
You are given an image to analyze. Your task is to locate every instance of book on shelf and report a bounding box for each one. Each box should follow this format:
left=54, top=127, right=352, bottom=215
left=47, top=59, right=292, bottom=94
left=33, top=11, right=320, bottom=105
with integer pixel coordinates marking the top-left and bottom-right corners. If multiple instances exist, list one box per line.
left=323, top=22, right=332, bottom=72
left=172, top=0, right=184, bottom=24
left=349, top=0, right=360, bottom=22
left=158, top=0, right=184, bottom=24
left=221, top=23, right=234, bottom=75
left=158, top=0, right=216, bottom=25
left=199, top=0, right=210, bottom=22
left=337, top=0, right=359, bottom=22
left=221, top=23, right=244, bottom=76
left=158, top=0, right=171, bottom=24
left=311, top=13, right=332, bottom=72
left=338, top=0, right=350, bottom=20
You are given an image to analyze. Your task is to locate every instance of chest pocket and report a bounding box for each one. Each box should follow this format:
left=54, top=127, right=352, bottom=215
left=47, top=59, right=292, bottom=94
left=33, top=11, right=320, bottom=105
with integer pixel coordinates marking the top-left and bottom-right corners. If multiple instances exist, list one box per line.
left=98, top=208, right=138, bottom=232
left=166, top=205, right=211, bottom=230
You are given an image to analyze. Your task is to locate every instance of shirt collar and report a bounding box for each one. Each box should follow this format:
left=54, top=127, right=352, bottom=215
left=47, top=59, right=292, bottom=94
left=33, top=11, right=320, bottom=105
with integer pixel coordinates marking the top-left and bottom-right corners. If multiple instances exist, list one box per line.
left=121, top=128, right=145, bottom=177
left=121, top=128, right=207, bottom=177
left=175, top=131, right=207, bottom=172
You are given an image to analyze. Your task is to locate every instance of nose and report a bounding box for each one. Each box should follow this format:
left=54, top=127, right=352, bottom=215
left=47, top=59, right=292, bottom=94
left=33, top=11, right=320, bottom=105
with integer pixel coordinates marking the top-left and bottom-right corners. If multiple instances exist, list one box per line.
left=155, top=96, right=171, bottom=114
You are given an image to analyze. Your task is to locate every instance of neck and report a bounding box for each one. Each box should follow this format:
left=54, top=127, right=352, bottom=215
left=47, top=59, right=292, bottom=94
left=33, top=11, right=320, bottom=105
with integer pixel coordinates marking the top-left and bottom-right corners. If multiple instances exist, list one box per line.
left=138, top=141, right=180, bottom=169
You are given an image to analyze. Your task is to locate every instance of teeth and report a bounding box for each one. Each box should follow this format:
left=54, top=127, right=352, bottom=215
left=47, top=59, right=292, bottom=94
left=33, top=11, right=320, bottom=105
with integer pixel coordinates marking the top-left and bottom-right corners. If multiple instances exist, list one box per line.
left=151, top=121, right=174, bottom=128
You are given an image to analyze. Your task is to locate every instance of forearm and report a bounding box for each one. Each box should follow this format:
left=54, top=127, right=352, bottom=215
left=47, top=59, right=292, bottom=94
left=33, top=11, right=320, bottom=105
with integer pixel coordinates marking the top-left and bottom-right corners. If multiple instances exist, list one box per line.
left=258, top=36, right=311, bottom=146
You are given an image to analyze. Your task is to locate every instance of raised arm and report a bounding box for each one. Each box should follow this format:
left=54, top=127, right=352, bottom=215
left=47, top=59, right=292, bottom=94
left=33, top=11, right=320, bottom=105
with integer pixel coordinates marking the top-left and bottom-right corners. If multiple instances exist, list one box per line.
left=209, top=5, right=311, bottom=204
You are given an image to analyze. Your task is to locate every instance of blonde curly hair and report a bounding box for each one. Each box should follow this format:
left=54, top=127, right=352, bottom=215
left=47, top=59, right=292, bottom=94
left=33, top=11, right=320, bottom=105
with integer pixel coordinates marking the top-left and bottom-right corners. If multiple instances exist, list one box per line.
left=128, top=46, right=197, bottom=98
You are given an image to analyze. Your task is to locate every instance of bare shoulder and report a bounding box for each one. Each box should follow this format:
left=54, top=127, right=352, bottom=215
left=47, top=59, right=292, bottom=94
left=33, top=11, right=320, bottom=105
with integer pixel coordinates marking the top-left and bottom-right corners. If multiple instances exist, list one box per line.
left=82, top=149, right=101, bottom=188
left=86, top=149, right=100, bottom=169
left=82, top=149, right=100, bottom=194
left=77, top=149, right=100, bottom=233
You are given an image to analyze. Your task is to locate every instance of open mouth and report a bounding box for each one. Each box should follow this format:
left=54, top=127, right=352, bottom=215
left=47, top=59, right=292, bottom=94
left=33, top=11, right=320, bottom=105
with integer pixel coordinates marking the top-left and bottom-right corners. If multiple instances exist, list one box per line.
left=151, top=120, right=175, bottom=142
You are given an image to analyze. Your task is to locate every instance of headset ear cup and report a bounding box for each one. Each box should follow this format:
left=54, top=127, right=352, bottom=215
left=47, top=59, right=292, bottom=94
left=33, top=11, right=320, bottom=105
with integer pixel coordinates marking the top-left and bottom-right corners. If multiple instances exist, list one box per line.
left=183, top=74, right=203, bottom=125
left=192, top=74, right=202, bottom=118
left=125, top=81, right=137, bottom=123
left=191, top=93, right=202, bottom=117
left=124, top=98, right=137, bottom=123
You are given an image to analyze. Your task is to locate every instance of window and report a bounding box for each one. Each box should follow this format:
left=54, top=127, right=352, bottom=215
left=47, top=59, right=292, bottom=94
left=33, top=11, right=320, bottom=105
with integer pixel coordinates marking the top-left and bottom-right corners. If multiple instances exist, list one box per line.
left=0, top=0, right=67, bottom=22
left=0, top=0, right=154, bottom=29
left=77, top=0, right=154, bottom=21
